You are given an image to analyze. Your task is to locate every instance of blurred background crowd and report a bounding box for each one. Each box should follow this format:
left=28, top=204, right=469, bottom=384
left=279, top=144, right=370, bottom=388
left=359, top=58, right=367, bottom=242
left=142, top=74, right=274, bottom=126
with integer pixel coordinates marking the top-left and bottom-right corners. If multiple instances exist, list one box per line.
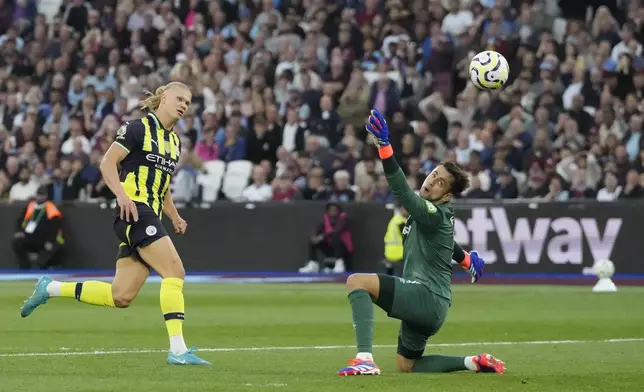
left=0, top=0, right=642, bottom=205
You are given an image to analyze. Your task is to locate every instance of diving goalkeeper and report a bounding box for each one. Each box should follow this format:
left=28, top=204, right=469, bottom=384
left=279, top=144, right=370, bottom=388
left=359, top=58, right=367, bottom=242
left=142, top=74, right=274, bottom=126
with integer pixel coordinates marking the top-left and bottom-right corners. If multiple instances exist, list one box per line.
left=337, top=109, right=505, bottom=376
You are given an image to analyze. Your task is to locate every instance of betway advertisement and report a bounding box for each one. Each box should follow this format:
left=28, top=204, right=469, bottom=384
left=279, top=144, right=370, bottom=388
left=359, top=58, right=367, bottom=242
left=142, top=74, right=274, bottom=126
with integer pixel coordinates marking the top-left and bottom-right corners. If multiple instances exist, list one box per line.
left=0, top=201, right=639, bottom=274
left=451, top=203, right=635, bottom=274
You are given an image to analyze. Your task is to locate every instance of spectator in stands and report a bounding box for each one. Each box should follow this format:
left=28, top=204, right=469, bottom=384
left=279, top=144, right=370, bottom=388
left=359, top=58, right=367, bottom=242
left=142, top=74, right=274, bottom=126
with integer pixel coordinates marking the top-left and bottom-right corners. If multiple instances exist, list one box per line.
left=218, top=122, right=247, bottom=163
left=308, top=95, right=344, bottom=148
left=246, top=115, right=280, bottom=164
left=11, top=186, right=65, bottom=270
left=272, top=172, right=300, bottom=202
left=493, top=165, right=520, bottom=199
left=597, top=171, right=622, bottom=201
left=340, top=126, right=364, bottom=159
left=303, top=136, right=332, bottom=174
left=330, top=143, right=357, bottom=180
left=60, top=117, right=91, bottom=156
left=300, top=165, right=330, bottom=201
left=569, top=168, right=597, bottom=199
left=299, top=202, right=353, bottom=274
left=45, top=167, right=63, bottom=203
left=273, top=146, right=293, bottom=178
left=0, top=0, right=642, bottom=208
left=355, top=175, right=375, bottom=202
left=621, top=169, right=642, bottom=198
left=241, top=165, right=273, bottom=202
left=9, top=165, right=38, bottom=202
left=338, top=69, right=371, bottom=127
left=194, top=127, right=219, bottom=162
left=281, top=107, right=306, bottom=152
left=60, top=159, right=85, bottom=201
left=373, top=174, right=393, bottom=204
left=541, top=176, right=570, bottom=201
left=523, top=159, right=548, bottom=198
left=369, top=73, right=400, bottom=120
left=3, top=156, right=20, bottom=185
left=329, top=169, right=355, bottom=202
left=80, top=151, right=102, bottom=197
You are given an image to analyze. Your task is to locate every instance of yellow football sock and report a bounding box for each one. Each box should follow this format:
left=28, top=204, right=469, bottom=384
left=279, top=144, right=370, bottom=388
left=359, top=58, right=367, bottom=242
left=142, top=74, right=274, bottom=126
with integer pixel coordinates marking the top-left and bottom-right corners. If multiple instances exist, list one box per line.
left=60, top=282, right=77, bottom=298
left=59, top=281, right=115, bottom=307
left=160, top=278, right=185, bottom=338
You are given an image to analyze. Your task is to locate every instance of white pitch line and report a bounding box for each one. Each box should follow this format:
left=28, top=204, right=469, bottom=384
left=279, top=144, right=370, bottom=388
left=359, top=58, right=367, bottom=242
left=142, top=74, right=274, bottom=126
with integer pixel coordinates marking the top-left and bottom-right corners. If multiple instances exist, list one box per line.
left=0, top=338, right=642, bottom=359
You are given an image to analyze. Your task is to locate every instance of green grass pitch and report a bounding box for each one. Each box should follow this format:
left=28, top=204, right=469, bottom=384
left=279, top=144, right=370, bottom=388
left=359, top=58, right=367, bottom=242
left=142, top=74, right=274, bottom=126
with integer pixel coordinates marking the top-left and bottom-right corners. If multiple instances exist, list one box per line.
left=1, top=282, right=643, bottom=391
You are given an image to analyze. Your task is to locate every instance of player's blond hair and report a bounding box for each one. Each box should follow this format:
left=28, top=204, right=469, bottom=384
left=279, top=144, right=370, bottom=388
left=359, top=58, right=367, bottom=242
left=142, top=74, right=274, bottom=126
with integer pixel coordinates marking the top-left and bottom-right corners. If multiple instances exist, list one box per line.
left=139, top=82, right=189, bottom=112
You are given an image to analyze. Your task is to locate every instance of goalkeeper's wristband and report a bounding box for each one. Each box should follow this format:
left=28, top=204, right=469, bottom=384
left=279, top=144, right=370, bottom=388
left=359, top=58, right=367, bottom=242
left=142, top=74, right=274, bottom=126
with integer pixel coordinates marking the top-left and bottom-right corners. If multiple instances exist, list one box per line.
left=459, top=251, right=471, bottom=269
left=378, top=145, right=394, bottom=159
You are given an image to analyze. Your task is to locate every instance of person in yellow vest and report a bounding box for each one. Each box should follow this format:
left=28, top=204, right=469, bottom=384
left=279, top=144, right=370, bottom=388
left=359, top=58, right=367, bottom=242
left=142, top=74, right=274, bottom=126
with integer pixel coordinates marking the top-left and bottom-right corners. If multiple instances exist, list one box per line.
left=12, top=186, right=65, bottom=270
left=383, top=203, right=409, bottom=276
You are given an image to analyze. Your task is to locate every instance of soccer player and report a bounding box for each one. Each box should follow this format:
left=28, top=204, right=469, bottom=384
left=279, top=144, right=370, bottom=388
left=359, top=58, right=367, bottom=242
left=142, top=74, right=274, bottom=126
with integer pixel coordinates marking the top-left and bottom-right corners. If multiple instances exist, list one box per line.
left=337, top=109, right=505, bottom=376
left=20, top=82, right=210, bottom=366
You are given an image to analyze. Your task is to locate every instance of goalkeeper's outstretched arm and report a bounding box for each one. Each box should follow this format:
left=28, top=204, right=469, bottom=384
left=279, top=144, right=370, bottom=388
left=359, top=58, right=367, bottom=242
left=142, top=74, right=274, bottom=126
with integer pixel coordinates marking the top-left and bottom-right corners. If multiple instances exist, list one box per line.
left=378, top=145, right=443, bottom=228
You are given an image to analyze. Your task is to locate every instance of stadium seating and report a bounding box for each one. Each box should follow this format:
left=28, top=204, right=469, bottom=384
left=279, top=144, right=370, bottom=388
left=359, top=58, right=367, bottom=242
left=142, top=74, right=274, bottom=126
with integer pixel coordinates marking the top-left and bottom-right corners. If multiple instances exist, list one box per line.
left=197, top=161, right=227, bottom=203
left=225, top=161, right=254, bottom=178
left=221, top=160, right=254, bottom=201
left=0, top=0, right=639, bottom=206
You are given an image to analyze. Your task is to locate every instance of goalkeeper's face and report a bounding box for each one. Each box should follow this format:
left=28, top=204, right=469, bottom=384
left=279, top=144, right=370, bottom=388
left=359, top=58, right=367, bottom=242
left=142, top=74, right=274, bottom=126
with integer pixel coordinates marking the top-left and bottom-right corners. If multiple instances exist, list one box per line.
left=420, top=165, right=453, bottom=203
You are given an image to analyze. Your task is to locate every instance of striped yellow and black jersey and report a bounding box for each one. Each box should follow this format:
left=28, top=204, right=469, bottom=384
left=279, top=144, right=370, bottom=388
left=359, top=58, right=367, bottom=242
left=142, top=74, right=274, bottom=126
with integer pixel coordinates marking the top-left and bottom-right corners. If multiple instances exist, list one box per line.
left=113, top=112, right=181, bottom=217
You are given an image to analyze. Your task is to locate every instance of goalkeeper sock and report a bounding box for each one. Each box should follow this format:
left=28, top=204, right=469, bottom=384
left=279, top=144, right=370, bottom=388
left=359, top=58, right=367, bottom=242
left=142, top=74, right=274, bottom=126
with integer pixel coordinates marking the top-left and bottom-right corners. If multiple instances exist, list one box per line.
left=47, top=281, right=115, bottom=307
left=464, top=356, right=478, bottom=371
left=160, top=278, right=188, bottom=355
left=412, top=355, right=468, bottom=373
left=348, top=289, right=374, bottom=356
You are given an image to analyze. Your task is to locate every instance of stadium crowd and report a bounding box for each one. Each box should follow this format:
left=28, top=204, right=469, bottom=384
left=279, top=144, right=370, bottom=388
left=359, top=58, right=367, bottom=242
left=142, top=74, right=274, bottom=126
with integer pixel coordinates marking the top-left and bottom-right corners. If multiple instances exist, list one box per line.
left=0, top=0, right=642, bottom=204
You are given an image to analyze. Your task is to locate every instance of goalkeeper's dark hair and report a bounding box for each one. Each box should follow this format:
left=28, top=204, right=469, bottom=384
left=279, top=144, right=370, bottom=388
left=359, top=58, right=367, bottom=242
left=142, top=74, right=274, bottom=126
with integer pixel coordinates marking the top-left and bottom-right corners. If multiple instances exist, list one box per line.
left=441, top=161, right=470, bottom=196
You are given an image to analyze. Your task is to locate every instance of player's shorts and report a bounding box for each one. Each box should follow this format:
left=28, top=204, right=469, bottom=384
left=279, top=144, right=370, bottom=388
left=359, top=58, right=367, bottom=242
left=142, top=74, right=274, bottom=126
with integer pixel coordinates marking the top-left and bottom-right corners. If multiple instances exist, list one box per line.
left=375, top=273, right=449, bottom=359
left=113, top=202, right=168, bottom=266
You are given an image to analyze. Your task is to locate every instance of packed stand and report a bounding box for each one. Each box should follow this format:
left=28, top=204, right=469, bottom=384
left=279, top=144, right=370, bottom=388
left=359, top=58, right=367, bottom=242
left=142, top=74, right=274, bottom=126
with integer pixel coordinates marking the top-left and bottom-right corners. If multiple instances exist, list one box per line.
left=0, top=0, right=643, bottom=205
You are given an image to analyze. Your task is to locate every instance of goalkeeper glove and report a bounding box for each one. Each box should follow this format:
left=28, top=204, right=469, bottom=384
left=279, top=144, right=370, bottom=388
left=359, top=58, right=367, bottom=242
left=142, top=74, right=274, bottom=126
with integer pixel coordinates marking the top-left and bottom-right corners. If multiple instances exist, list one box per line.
left=365, top=109, right=391, bottom=147
left=463, top=250, right=485, bottom=283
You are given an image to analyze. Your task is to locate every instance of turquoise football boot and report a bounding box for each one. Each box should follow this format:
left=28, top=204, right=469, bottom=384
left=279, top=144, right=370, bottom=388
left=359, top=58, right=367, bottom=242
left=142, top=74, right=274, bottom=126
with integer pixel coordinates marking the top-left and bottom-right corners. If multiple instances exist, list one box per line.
left=21, top=276, right=52, bottom=318
left=167, top=347, right=211, bottom=366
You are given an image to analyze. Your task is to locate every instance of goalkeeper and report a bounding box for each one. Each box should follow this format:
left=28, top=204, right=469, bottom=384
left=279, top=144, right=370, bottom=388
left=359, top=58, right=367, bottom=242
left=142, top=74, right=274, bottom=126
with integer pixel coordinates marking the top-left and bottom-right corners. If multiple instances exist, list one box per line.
left=337, top=109, right=505, bottom=376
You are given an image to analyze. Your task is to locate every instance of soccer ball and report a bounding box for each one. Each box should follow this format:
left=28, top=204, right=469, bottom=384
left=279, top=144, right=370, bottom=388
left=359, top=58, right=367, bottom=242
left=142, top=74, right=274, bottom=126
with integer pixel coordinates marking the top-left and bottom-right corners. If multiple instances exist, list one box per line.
left=592, top=259, right=615, bottom=279
left=469, top=50, right=509, bottom=90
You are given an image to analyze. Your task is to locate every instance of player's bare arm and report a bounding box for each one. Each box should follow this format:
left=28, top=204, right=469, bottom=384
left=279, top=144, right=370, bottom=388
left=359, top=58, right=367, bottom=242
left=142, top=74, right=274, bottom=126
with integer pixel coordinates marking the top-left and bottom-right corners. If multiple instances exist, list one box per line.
left=164, top=192, right=187, bottom=235
left=100, top=143, right=138, bottom=222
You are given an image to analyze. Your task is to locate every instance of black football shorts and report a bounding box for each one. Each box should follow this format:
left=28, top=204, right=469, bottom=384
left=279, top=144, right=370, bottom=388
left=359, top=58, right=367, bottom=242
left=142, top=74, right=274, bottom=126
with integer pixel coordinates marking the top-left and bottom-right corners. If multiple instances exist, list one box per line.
left=113, top=202, right=168, bottom=265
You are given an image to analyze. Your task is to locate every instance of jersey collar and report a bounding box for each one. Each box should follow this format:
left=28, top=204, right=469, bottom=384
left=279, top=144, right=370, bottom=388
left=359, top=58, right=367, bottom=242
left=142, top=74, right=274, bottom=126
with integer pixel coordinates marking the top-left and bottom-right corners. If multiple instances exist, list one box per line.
left=149, top=112, right=173, bottom=133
